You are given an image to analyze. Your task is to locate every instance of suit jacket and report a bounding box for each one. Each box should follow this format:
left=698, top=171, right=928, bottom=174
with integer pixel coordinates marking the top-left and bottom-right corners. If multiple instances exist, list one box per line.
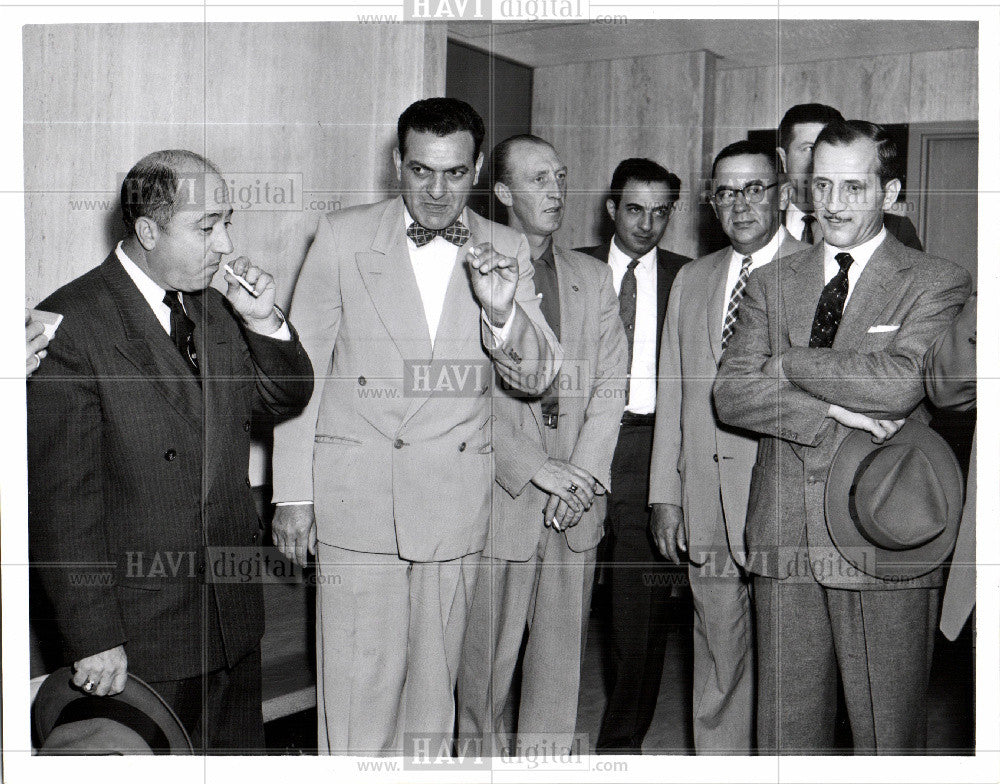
left=490, top=245, right=628, bottom=559
left=575, top=243, right=690, bottom=370
left=713, top=232, right=971, bottom=589
left=28, top=254, right=313, bottom=681
left=925, top=294, right=977, bottom=639
left=271, top=198, right=562, bottom=562
left=649, top=231, right=809, bottom=567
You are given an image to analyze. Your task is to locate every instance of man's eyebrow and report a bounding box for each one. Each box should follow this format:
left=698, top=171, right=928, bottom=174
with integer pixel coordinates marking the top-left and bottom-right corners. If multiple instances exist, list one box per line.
left=201, top=209, right=232, bottom=223
left=407, top=158, right=469, bottom=173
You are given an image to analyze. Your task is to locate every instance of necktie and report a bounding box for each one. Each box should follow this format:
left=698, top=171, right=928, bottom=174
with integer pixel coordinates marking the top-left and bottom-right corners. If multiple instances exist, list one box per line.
left=619, top=259, right=640, bottom=400
left=162, top=291, right=200, bottom=375
left=406, top=220, right=471, bottom=248
left=801, top=213, right=818, bottom=244
left=721, top=255, right=753, bottom=351
left=809, top=252, right=854, bottom=348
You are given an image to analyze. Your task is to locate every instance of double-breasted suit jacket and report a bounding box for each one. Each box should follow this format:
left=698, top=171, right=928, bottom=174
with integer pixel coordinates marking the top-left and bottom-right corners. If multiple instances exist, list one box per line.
left=271, top=197, right=562, bottom=561
left=28, top=254, right=314, bottom=681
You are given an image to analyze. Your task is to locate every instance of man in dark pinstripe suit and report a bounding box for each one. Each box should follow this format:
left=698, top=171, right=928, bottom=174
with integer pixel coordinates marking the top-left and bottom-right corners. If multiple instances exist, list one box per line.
left=28, top=150, right=313, bottom=751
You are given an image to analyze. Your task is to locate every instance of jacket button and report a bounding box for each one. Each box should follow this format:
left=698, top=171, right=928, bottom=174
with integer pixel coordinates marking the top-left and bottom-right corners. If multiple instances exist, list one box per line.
left=164, top=449, right=177, bottom=461
left=251, top=532, right=259, bottom=543
left=198, top=564, right=205, bottom=575
left=459, top=442, right=467, bottom=452
left=244, top=421, right=251, bottom=432
left=358, top=376, right=367, bottom=386
left=394, top=438, right=405, bottom=449
left=712, top=454, right=719, bottom=462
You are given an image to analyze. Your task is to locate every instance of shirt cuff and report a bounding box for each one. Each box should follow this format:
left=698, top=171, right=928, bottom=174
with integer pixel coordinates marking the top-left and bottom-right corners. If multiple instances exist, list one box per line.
left=275, top=500, right=313, bottom=506
left=266, top=306, right=292, bottom=340
left=482, top=307, right=514, bottom=344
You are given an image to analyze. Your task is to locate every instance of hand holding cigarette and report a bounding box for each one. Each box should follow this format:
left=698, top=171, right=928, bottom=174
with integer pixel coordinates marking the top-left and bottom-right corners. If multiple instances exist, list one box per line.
left=223, top=256, right=281, bottom=333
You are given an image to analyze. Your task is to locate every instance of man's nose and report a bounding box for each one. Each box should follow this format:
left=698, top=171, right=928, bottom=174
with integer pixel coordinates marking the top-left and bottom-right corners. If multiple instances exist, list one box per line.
left=733, top=190, right=751, bottom=211
left=213, top=226, right=234, bottom=255
left=428, top=173, right=447, bottom=199
left=638, top=210, right=653, bottom=231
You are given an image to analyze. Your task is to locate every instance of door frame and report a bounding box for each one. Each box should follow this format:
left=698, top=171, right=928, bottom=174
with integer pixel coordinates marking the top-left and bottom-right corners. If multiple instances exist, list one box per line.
left=905, top=120, right=978, bottom=248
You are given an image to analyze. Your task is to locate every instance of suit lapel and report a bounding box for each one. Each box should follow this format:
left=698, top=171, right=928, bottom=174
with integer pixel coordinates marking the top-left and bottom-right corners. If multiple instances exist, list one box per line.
left=655, top=250, right=670, bottom=356
left=834, top=234, right=908, bottom=349
left=102, top=256, right=204, bottom=432
left=784, top=243, right=826, bottom=346
left=355, top=197, right=434, bottom=362
left=705, top=249, right=730, bottom=365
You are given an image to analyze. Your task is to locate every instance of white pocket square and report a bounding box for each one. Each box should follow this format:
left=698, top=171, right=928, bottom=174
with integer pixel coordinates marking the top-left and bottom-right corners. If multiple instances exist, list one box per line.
left=868, top=324, right=900, bottom=333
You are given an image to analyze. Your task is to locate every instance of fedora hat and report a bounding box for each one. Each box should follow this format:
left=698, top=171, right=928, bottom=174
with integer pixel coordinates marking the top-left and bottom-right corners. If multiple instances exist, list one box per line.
left=825, top=421, right=964, bottom=580
left=33, top=667, right=193, bottom=755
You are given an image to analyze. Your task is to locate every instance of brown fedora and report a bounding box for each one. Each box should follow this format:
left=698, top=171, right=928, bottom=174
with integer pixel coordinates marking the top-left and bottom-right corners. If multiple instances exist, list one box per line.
left=825, top=421, right=964, bottom=580
left=33, top=667, right=193, bottom=755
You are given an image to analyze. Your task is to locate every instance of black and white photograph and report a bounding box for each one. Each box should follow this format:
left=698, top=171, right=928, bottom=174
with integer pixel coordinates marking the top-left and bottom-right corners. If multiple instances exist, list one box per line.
left=3, top=4, right=996, bottom=783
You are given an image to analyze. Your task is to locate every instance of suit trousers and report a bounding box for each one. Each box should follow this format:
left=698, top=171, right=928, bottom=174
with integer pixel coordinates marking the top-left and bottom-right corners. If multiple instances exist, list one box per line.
left=314, top=543, right=478, bottom=754
left=457, top=526, right=596, bottom=754
left=597, top=421, right=672, bottom=752
left=754, top=574, right=939, bottom=753
left=688, top=544, right=754, bottom=753
left=149, top=645, right=264, bottom=752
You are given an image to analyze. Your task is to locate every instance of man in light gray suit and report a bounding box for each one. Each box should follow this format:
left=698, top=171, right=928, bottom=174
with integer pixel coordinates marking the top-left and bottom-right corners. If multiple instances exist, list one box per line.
left=457, top=135, right=627, bottom=753
left=271, top=100, right=561, bottom=754
left=650, top=140, right=807, bottom=752
left=714, top=120, right=970, bottom=752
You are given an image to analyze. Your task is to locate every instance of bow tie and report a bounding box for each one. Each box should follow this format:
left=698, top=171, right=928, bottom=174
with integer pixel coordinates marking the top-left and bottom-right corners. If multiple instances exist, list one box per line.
left=406, top=220, right=471, bottom=248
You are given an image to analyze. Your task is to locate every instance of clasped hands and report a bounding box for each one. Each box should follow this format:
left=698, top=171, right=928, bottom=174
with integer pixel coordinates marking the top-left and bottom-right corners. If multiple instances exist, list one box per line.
left=530, top=458, right=601, bottom=531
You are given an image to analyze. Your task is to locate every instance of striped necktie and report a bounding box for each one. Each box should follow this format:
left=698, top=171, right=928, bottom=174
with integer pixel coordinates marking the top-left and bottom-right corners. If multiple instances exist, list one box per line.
left=721, top=255, right=753, bottom=351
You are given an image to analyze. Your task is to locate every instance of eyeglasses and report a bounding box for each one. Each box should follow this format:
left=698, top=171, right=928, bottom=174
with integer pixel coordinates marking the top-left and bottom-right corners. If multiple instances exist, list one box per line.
left=712, top=182, right=779, bottom=207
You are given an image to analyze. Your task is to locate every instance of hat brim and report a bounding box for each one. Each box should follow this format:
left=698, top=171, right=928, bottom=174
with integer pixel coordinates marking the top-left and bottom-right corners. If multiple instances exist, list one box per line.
left=33, top=667, right=193, bottom=754
left=825, top=421, right=964, bottom=580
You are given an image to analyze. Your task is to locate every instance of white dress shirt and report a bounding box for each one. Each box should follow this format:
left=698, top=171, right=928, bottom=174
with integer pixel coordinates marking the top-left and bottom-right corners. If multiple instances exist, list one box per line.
left=115, top=241, right=290, bottom=339
left=720, top=227, right=789, bottom=332
left=784, top=202, right=813, bottom=242
left=822, top=227, right=886, bottom=306
left=608, top=240, right=658, bottom=415
left=402, top=206, right=512, bottom=346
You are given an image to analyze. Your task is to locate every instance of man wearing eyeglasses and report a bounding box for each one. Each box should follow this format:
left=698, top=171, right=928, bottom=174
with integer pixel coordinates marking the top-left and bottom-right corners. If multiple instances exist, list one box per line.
left=648, top=140, right=806, bottom=752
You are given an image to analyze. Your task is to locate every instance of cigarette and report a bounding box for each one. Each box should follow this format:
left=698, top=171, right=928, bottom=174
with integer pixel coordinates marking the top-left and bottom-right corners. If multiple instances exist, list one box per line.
left=224, top=263, right=260, bottom=298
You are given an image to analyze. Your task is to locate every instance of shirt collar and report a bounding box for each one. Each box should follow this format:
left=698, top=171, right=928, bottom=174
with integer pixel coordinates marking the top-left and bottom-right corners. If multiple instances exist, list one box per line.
left=786, top=202, right=808, bottom=228
left=534, top=236, right=556, bottom=268
left=115, top=241, right=169, bottom=309
left=608, top=237, right=657, bottom=271
left=730, top=225, right=789, bottom=268
left=823, top=225, right=887, bottom=270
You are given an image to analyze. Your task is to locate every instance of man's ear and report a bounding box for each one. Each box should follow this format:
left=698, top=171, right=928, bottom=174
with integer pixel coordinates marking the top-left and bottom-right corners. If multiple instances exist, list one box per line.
left=776, top=146, right=788, bottom=173
left=135, top=216, right=159, bottom=252
left=778, top=180, right=793, bottom=212
left=392, top=148, right=403, bottom=182
left=605, top=198, right=617, bottom=223
left=494, top=181, right=514, bottom=208
left=881, top=178, right=902, bottom=211
left=473, top=152, right=484, bottom=186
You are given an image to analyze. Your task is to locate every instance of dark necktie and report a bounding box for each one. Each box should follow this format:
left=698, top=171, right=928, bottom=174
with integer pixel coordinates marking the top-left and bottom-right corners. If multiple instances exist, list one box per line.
left=405, top=220, right=471, bottom=248
left=162, top=291, right=199, bottom=375
left=801, top=213, right=818, bottom=244
left=809, top=252, right=854, bottom=348
left=721, top=255, right=753, bottom=351
left=619, top=259, right=640, bottom=400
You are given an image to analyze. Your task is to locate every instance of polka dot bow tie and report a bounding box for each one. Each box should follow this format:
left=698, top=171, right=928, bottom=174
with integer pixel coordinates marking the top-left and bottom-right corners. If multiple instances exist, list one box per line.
left=406, top=220, right=471, bottom=248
